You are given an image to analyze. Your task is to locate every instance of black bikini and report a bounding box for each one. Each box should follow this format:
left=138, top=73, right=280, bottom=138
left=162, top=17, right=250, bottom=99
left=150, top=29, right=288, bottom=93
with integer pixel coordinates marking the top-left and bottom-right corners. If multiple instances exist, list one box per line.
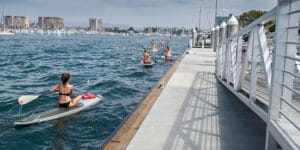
left=59, top=92, right=71, bottom=96
left=58, top=92, right=71, bottom=108
left=59, top=101, right=71, bottom=108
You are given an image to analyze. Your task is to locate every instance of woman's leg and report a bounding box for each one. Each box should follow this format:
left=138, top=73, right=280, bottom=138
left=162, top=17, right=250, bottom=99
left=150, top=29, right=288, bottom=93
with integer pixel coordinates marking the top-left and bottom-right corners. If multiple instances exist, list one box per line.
left=69, top=95, right=82, bottom=107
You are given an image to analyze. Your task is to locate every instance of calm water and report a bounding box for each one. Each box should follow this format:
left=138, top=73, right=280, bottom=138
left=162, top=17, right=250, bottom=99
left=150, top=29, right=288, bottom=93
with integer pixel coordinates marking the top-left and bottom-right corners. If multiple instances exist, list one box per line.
left=0, top=34, right=188, bottom=149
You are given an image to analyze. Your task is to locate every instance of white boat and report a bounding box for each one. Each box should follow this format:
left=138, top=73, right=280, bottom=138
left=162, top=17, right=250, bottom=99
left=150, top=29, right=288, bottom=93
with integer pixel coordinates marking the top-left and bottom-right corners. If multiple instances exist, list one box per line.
left=0, top=30, right=14, bottom=35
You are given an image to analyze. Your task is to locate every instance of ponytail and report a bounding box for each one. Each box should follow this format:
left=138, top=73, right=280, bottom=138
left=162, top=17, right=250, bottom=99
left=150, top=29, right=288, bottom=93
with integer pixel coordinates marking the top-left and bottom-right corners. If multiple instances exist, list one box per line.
left=61, top=72, right=70, bottom=85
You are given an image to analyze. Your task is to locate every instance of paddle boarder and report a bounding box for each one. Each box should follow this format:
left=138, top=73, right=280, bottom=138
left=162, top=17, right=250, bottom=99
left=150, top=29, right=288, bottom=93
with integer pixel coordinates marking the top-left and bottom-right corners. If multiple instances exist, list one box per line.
left=151, top=39, right=157, bottom=52
left=143, top=49, right=151, bottom=64
left=50, top=72, right=82, bottom=108
left=165, top=45, right=172, bottom=60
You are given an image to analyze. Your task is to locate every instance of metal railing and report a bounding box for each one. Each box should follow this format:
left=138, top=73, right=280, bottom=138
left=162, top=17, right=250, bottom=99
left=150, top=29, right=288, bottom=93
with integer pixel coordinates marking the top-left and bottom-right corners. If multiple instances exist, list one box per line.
left=215, top=0, right=300, bottom=149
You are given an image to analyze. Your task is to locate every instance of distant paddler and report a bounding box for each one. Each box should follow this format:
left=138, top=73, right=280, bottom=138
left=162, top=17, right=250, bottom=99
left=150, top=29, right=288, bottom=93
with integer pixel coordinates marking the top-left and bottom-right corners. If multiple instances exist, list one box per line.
left=143, top=49, right=152, bottom=64
left=160, top=40, right=165, bottom=51
left=160, top=40, right=165, bottom=46
left=165, top=45, right=172, bottom=60
left=151, top=39, right=158, bottom=52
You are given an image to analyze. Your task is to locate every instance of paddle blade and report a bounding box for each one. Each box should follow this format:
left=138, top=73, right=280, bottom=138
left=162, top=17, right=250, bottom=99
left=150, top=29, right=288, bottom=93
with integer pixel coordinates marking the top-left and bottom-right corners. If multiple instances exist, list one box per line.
left=18, top=95, right=39, bottom=105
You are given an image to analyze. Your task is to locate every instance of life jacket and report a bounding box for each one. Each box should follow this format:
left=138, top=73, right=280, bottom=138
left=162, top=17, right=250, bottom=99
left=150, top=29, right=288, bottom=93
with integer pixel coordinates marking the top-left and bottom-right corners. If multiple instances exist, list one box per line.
left=82, top=93, right=96, bottom=99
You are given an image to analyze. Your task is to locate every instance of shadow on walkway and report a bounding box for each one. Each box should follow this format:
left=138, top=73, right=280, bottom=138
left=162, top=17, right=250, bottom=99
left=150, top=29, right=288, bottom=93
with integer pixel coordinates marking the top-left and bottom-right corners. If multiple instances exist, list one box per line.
left=163, top=72, right=266, bottom=150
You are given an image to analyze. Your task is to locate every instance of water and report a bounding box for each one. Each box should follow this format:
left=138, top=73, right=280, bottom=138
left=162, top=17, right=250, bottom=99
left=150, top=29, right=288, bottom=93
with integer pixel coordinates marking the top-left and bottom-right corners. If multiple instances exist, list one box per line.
left=0, top=34, right=188, bottom=149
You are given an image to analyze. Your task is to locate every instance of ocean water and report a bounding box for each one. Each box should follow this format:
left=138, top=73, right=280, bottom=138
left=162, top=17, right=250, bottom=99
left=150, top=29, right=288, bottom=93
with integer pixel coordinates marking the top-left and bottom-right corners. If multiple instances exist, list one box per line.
left=0, top=34, right=188, bottom=149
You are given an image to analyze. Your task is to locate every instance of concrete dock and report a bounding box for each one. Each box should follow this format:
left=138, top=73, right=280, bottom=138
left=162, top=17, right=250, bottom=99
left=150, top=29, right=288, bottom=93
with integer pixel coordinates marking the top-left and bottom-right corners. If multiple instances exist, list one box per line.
left=105, top=48, right=266, bottom=150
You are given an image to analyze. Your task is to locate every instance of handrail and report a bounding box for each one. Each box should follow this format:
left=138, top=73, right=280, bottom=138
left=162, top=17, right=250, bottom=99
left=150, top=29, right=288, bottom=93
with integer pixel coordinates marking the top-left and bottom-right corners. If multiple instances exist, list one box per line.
left=286, top=42, right=300, bottom=45
left=288, top=9, right=300, bottom=15
left=283, top=69, right=300, bottom=78
left=226, top=7, right=277, bottom=41
left=214, top=0, right=300, bottom=148
left=285, top=56, right=300, bottom=61
left=282, top=83, right=300, bottom=95
left=280, top=111, right=300, bottom=131
left=281, top=97, right=300, bottom=114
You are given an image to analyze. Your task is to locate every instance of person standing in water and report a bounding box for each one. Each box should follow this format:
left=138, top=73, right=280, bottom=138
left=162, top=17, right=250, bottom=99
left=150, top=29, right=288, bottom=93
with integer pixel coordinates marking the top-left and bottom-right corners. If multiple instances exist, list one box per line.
left=160, top=40, right=165, bottom=51
left=165, top=45, right=172, bottom=60
left=151, top=39, right=157, bottom=52
left=50, top=73, right=82, bottom=108
left=143, top=49, right=151, bottom=64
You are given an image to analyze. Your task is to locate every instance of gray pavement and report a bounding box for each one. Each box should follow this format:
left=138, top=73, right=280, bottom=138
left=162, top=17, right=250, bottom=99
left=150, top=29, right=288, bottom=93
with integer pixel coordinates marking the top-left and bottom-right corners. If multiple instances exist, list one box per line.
left=127, top=48, right=266, bottom=150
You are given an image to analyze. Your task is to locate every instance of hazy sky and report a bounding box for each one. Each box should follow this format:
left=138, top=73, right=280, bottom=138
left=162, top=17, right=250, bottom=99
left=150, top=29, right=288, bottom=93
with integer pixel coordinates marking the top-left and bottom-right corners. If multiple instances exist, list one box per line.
left=1, top=0, right=277, bottom=28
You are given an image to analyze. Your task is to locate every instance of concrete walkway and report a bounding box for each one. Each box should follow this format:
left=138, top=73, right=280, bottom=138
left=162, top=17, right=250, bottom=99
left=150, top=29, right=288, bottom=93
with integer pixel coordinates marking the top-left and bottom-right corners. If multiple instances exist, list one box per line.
left=127, top=48, right=266, bottom=150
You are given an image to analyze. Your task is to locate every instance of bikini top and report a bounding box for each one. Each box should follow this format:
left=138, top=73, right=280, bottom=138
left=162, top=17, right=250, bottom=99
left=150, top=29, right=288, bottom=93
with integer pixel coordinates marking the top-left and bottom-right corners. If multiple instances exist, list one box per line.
left=59, top=92, right=71, bottom=96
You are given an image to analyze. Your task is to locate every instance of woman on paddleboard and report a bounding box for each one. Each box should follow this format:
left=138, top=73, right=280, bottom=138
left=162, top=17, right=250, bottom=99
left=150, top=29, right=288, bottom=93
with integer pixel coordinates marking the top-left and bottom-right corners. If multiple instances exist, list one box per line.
left=143, top=49, right=151, bottom=64
left=151, top=39, right=157, bottom=52
left=50, top=73, right=82, bottom=108
left=165, top=45, right=172, bottom=60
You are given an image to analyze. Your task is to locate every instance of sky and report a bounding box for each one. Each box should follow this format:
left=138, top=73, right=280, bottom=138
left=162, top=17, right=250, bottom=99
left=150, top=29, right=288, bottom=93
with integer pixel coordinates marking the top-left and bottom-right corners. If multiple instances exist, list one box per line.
left=1, top=0, right=277, bottom=29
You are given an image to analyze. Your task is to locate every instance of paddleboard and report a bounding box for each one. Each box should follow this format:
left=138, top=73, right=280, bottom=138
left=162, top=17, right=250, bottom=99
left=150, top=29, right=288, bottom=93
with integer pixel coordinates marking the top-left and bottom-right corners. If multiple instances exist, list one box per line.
left=14, top=95, right=103, bottom=126
left=141, top=61, right=154, bottom=67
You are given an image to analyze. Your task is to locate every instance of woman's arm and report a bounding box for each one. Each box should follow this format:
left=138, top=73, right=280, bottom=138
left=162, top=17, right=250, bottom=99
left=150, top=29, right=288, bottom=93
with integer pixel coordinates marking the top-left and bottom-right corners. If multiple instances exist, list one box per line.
left=70, top=85, right=74, bottom=95
left=49, top=84, right=59, bottom=93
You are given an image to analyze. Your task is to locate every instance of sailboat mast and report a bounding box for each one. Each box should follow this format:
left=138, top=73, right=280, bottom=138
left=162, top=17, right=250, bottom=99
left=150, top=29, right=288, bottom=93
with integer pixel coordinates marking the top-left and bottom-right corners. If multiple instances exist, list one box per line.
left=198, top=7, right=201, bottom=31
left=214, top=0, right=218, bottom=26
left=2, top=8, right=5, bottom=31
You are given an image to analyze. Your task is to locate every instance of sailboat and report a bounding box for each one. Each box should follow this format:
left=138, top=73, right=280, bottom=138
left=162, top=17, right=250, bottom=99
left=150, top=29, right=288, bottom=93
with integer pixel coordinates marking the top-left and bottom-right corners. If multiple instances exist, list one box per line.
left=0, top=8, right=14, bottom=36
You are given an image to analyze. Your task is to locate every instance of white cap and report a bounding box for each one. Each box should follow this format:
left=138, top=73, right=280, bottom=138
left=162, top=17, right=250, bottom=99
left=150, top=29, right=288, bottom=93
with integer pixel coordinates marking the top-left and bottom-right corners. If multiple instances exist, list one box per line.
left=212, top=27, right=215, bottom=31
left=220, top=21, right=227, bottom=28
left=215, top=25, right=220, bottom=30
left=227, top=15, right=238, bottom=25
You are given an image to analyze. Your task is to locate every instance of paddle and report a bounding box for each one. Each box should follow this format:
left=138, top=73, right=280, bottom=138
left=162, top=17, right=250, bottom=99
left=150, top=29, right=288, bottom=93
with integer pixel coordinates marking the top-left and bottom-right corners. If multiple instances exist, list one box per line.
left=18, top=80, right=90, bottom=105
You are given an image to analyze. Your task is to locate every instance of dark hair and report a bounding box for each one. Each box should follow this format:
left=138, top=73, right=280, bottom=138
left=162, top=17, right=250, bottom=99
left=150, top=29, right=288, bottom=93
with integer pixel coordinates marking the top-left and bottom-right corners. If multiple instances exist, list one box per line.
left=61, top=73, right=70, bottom=85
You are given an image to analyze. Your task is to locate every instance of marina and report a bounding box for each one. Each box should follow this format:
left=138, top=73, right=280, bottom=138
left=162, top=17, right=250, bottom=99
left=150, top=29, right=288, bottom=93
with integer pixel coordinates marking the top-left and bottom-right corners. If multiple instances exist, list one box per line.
left=0, top=0, right=299, bottom=149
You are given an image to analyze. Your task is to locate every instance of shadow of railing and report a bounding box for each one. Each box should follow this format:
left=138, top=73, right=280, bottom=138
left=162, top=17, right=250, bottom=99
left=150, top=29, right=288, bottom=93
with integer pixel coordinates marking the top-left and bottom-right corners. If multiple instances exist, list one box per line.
left=163, top=72, right=266, bottom=150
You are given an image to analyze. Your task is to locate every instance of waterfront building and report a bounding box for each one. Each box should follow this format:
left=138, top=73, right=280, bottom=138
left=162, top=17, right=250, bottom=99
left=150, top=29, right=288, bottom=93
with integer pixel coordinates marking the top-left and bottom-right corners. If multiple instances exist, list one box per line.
left=89, top=18, right=102, bottom=32
left=3, top=16, right=29, bottom=29
left=38, top=16, right=64, bottom=30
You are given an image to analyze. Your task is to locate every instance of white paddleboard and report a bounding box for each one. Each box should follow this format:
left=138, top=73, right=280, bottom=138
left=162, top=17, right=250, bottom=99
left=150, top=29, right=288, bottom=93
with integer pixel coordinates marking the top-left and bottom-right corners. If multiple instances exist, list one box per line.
left=141, top=61, right=154, bottom=67
left=14, top=95, right=103, bottom=126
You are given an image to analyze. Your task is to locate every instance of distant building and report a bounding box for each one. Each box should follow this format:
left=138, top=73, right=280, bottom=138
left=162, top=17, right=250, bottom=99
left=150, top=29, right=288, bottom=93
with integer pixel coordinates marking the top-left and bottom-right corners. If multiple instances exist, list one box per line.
left=4, top=16, right=30, bottom=29
left=89, top=18, right=102, bottom=32
left=38, top=16, right=64, bottom=30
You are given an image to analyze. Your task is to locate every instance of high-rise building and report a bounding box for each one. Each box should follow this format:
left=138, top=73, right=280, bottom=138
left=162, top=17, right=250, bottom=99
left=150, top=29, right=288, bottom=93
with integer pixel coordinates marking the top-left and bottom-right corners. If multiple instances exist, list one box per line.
left=38, top=16, right=64, bottom=30
left=4, top=16, right=30, bottom=29
left=89, top=18, right=102, bottom=32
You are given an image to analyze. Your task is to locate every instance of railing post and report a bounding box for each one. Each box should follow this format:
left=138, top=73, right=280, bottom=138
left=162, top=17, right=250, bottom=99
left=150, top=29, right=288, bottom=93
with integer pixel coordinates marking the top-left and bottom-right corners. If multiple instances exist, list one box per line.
left=234, top=36, right=243, bottom=91
left=226, top=15, right=239, bottom=39
left=211, top=27, right=215, bottom=49
left=192, top=28, right=197, bottom=47
left=250, top=26, right=259, bottom=102
left=219, top=21, right=227, bottom=44
left=213, top=25, right=219, bottom=52
left=221, top=43, right=226, bottom=80
left=266, top=0, right=291, bottom=149
left=256, top=24, right=272, bottom=88
left=236, top=31, right=252, bottom=91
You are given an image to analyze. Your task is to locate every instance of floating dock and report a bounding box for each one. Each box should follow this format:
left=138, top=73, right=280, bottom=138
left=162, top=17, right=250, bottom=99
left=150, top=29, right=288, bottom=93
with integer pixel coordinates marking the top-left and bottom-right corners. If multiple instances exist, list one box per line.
left=104, top=48, right=266, bottom=150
